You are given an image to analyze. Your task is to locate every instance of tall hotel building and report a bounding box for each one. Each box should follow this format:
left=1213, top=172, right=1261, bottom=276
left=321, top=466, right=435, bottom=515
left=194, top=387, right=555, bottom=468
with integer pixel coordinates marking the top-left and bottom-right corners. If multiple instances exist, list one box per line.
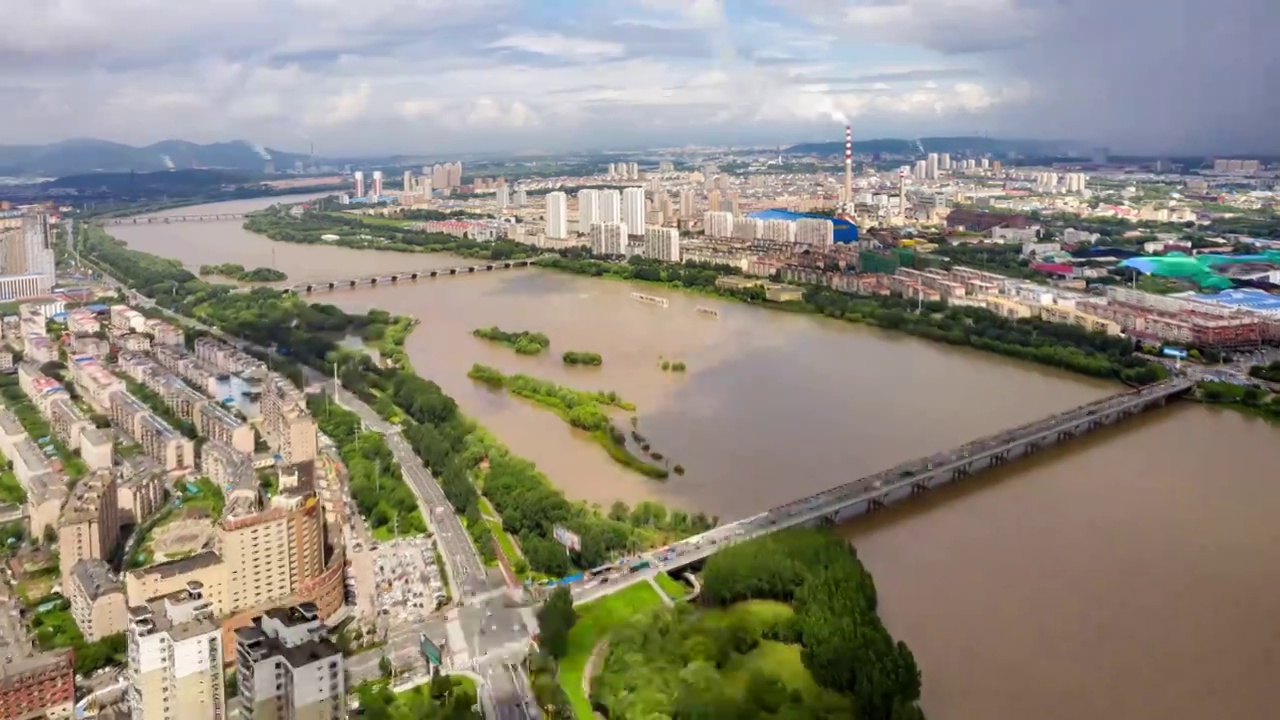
left=545, top=192, right=568, bottom=239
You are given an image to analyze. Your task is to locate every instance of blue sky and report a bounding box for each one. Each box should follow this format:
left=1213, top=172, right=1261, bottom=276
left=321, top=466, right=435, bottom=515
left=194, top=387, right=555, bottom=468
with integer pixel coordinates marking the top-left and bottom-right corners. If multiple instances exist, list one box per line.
left=0, top=0, right=1276, bottom=155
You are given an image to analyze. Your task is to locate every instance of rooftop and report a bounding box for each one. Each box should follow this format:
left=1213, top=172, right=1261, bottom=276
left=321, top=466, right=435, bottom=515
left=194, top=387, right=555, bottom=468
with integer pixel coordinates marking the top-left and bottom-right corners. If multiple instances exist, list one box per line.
left=71, top=559, right=121, bottom=601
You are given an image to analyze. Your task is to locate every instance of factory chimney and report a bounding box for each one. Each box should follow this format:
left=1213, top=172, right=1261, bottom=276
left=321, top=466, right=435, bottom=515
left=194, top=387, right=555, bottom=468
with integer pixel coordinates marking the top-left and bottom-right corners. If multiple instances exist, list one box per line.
left=844, top=125, right=853, bottom=215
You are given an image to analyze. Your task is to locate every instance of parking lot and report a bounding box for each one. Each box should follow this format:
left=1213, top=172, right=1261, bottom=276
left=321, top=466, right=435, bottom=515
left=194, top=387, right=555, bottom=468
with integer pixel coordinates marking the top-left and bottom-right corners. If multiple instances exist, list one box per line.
left=372, top=536, right=448, bottom=627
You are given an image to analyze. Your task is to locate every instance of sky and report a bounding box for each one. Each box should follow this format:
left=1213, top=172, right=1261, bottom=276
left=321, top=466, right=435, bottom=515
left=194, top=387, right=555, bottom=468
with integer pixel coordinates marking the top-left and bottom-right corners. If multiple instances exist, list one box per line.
left=1, top=0, right=1276, bottom=156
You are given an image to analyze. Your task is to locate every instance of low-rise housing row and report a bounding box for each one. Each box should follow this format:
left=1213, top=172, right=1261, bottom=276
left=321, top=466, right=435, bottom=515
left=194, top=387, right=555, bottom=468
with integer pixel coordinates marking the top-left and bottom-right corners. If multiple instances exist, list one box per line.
left=65, top=307, right=102, bottom=334
left=194, top=336, right=264, bottom=375
left=108, top=390, right=194, bottom=471
left=66, top=356, right=124, bottom=413
left=0, top=407, right=65, bottom=538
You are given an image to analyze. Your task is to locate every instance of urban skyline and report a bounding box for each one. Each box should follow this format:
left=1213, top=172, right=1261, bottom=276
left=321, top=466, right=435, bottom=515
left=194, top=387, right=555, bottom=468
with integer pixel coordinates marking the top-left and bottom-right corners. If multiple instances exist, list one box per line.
left=1, top=0, right=1276, bottom=156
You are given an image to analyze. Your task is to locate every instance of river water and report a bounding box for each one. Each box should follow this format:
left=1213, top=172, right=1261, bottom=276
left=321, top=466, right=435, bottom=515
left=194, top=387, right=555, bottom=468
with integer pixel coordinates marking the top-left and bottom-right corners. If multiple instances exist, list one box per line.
left=112, top=197, right=1280, bottom=719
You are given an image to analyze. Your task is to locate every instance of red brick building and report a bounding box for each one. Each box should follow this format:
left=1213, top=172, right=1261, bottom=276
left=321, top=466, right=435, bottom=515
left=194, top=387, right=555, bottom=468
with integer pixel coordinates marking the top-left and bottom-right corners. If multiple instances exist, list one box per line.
left=0, top=649, right=74, bottom=720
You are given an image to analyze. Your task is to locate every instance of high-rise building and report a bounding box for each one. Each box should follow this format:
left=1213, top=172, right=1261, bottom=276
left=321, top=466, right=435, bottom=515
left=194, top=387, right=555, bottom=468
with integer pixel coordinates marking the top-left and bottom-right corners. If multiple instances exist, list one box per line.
left=545, top=192, right=568, bottom=239
left=795, top=218, right=834, bottom=247
left=627, top=162, right=639, bottom=179
left=431, top=164, right=447, bottom=189
left=353, top=171, right=364, bottom=198
left=127, top=583, right=224, bottom=720
left=513, top=189, right=527, bottom=207
left=703, top=211, right=734, bottom=239
left=57, top=471, right=120, bottom=596
left=589, top=222, right=628, bottom=256
left=679, top=190, right=696, bottom=218
left=371, top=171, right=383, bottom=198
left=732, top=217, right=762, bottom=241
left=578, top=189, right=601, bottom=229
left=761, top=219, right=797, bottom=243
left=598, top=189, right=621, bottom=223
left=0, top=212, right=57, bottom=300
left=234, top=604, right=346, bottom=720
left=497, top=186, right=510, bottom=208
left=447, top=162, right=463, bottom=187
left=260, top=373, right=317, bottom=467
left=939, top=153, right=952, bottom=171
left=402, top=170, right=414, bottom=192
left=926, top=153, right=939, bottom=180
left=622, top=187, right=646, bottom=236
left=914, top=160, right=928, bottom=180
left=707, top=190, right=722, bottom=213
left=643, top=226, right=680, bottom=263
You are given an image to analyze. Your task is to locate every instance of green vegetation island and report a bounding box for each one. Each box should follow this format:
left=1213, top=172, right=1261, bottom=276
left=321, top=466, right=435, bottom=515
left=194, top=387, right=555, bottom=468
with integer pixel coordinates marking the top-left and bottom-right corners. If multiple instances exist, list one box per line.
left=467, top=364, right=671, bottom=480
left=530, top=528, right=925, bottom=720
left=660, top=359, right=687, bottom=372
left=472, top=326, right=550, bottom=355
left=563, top=351, right=603, bottom=366
left=198, top=263, right=288, bottom=282
left=242, top=203, right=539, bottom=261
left=76, top=224, right=713, bottom=581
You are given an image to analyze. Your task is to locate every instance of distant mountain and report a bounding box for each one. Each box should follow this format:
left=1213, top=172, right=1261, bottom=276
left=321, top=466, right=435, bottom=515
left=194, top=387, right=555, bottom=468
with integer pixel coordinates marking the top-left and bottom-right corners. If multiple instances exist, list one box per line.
left=785, top=136, right=1088, bottom=157
left=0, top=138, right=313, bottom=177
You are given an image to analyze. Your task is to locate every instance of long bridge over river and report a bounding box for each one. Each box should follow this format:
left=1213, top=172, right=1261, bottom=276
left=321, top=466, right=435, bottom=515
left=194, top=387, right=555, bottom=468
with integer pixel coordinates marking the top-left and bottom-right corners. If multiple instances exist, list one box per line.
left=281, top=259, right=535, bottom=294
left=101, top=213, right=246, bottom=225
left=574, top=377, right=1196, bottom=602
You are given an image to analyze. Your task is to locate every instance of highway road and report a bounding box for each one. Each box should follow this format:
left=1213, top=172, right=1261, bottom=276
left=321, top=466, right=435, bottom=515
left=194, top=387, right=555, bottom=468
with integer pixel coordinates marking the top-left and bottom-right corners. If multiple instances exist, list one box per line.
left=329, top=383, right=491, bottom=600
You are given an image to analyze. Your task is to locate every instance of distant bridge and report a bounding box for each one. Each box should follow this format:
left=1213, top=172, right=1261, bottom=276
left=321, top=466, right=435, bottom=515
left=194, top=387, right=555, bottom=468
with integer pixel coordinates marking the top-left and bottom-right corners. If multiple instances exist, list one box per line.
left=282, top=259, right=535, bottom=294
left=101, top=213, right=246, bottom=225
left=574, top=377, right=1196, bottom=602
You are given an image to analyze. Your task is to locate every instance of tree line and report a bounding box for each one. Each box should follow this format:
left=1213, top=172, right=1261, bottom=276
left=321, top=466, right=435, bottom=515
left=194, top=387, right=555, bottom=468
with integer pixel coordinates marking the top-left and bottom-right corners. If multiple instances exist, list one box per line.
left=698, top=529, right=926, bottom=720
left=472, top=326, right=550, bottom=355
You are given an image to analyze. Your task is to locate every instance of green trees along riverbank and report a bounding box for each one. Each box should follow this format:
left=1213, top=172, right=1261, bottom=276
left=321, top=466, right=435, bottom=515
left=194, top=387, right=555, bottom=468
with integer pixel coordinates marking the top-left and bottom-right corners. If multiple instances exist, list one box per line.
left=197, top=263, right=288, bottom=282
left=563, top=351, right=603, bottom=366
left=243, top=205, right=537, bottom=261
left=467, top=364, right=670, bottom=480
left=472, top=326, right=550, bottom=355
left=583, top=528, right=925, bottom=720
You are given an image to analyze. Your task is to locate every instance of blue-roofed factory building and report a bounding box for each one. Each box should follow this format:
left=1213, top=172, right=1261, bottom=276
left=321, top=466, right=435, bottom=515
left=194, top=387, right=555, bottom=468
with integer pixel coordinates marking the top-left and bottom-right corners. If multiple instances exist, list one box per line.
left=748, top=209, right=859, bottom=243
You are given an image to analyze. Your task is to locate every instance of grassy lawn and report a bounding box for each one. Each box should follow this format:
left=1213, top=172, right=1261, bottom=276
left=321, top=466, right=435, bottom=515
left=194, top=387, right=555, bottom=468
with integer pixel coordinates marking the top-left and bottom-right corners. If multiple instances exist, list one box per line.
left=17, top=575, right=55, bottom=604
left=724, top=641, right=824, bottom=700
left=725, top=599, right=795, bottom=634
left=479, top=497, right=522, bottom=564
left=654, top=572, right=689, bottom=601
left=561, top=581, right=665, bottom=719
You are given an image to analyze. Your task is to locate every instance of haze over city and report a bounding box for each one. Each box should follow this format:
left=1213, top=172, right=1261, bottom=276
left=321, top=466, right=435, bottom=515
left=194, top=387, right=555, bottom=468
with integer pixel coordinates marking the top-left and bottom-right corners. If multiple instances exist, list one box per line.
left=2, top=0, right=1277, bottom=155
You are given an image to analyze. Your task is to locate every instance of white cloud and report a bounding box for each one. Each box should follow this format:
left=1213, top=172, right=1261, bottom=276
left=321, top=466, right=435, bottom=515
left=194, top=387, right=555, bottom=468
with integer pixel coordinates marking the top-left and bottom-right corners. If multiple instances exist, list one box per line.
left=488, top=33, right=625, bottom=61
left=0, top=0, right=1042, bottom=153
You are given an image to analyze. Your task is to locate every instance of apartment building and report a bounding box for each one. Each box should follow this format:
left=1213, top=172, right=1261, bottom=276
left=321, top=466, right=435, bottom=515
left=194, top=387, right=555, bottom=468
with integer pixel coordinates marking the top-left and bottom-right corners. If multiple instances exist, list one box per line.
left=46, top=397, right=90, bottom=451
left=109, top=305, right=145, bottom=334
left=589, top=222, right=628, bottom=256
left=119, top=333, right=151, bottom=352
left=643, top=226, right=681, bottom=263
left=261, top=374, right=317, bottom=467
left=795, top=218, right=834, bottom=248
left=67, top=358, right=123, bottom=413
left=68, top=335, right=110, bottom=360
left=21, top=335, right=55, bottom=364
left=200, top=441, right=256, bottom=492
left=0, top=409, right=64, bottom=538
left=117, top=468, right=168, bottom=525
left=58, top=472, right=120, bottom=596
left=69, top=558, right=129, bottom=642
left=16, top=362, right=68, bottom=413
left=149, top=374, right=205, bottom=422
left=194, top=337, right=263, bottom=375
left=703, top=211, right=734, bottom=239
left=79, top=428, right=114, bottom=471
left=196, top=403, right=253, bottom=454
left=127, top=584, right=225, bottom=720
left=153, top=345, right=216, bottom=393
left=234, top=604, right=346, bottom=720
left=65, top=308, right=102, bottom=334
left=0, top=650, right=74, bottom=720
left=109, top=390, right=195, bottom=471
left=143, top=318, right=184, bottom=347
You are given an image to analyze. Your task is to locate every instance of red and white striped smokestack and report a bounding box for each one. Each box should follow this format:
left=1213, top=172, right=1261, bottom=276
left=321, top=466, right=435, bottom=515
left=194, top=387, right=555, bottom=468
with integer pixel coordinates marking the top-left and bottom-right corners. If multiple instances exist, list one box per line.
left=844, top=125, right=853, bottom=213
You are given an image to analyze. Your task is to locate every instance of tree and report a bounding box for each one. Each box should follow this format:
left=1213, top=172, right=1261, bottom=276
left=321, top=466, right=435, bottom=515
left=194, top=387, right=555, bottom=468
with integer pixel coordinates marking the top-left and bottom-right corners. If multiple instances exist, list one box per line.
left=42, top=525, right=56, bottom=546
left=430, top=666, right=452, bottom=699
left=535, top=586, right=577, bottom=659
